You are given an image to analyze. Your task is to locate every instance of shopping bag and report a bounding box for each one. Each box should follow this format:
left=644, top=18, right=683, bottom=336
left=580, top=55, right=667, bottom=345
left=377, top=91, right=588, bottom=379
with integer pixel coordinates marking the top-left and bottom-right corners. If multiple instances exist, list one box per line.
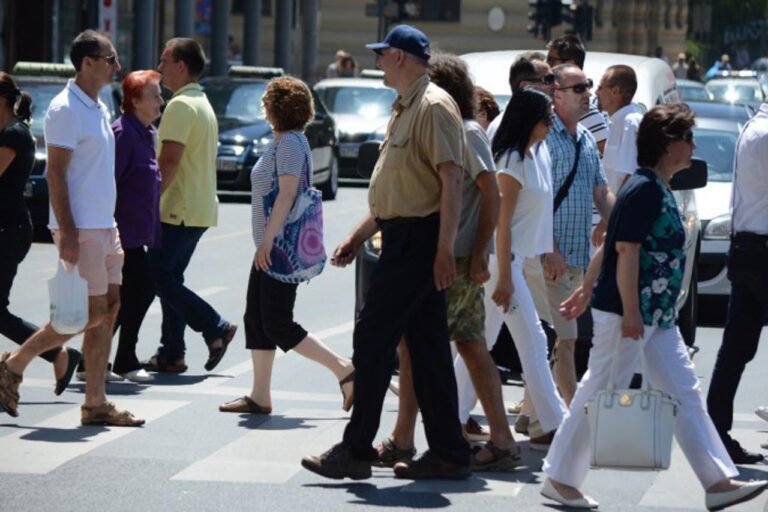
left=48, top=260, right=89, bottom=334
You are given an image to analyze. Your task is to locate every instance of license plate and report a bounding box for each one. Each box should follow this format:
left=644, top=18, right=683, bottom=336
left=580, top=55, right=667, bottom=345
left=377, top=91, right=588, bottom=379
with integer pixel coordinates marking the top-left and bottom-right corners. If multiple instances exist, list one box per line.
left=339, top=144, right=359, bottom=158
left=217, top=157, right=238, bottom=171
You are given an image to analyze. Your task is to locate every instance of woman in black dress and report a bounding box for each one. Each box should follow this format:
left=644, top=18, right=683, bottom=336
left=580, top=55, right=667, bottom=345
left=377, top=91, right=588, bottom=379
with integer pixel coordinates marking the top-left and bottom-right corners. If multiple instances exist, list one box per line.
left=0, top=72, right=80, bottom=395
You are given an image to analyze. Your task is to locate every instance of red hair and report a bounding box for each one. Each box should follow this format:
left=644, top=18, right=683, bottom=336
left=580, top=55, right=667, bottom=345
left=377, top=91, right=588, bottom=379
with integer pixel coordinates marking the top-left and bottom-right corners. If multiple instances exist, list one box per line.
left=121, top=70, right=161, bottom=114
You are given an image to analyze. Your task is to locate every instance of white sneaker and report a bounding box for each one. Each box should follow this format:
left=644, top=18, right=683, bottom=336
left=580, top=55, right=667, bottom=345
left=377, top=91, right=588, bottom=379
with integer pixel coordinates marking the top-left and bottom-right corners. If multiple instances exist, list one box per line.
left=755, top=406, right=768, bottom=423
left=75, top=365, right=126, bottom=383
left=120, top=369, right=153, bottom=383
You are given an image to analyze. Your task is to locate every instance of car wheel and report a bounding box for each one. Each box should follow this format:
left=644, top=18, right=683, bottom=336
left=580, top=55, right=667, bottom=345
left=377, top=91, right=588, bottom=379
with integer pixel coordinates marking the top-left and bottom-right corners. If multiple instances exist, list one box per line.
left=678, top=244, right=699, bottom=349
left=320, top=154, right=339, bottom=200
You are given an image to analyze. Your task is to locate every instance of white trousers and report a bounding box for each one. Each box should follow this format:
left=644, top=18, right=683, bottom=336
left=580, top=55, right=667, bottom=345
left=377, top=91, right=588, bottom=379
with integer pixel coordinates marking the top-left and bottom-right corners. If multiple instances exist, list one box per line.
left=454, top=256, right=566, bottom=432
left=543, top=309, right=738, bottom=489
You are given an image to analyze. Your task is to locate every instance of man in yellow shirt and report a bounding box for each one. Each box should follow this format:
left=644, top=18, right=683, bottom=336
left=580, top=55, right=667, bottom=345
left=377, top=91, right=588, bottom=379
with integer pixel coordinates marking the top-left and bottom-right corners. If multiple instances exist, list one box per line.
left=144, top=38, right=237, bottom=374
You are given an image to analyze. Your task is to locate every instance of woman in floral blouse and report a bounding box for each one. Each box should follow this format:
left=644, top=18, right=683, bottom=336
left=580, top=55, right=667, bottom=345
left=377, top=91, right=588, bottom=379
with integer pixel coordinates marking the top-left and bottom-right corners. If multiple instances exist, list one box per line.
left=540, top=103, right=767, bottom=510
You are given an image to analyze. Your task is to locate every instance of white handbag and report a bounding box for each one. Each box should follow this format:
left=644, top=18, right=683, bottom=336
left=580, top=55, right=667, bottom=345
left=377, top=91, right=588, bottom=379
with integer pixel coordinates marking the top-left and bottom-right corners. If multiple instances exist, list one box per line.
left=585, top=340, right=679, bottom=471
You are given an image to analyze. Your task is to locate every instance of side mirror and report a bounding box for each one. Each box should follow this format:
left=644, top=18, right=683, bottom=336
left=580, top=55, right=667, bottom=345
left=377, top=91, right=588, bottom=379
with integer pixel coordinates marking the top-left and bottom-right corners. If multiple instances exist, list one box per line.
left=357, top=140, right=381, bottom=179
left=670, top=157, right=708, bottom=191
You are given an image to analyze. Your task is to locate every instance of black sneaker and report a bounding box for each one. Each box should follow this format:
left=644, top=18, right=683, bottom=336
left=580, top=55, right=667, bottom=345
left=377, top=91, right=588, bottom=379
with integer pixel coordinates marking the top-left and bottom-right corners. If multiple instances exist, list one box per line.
left=393, top=450, right=470, bottom=480
left=301, top=442, right=372, bottom=480
left=726, top=439, right=764, bottom=465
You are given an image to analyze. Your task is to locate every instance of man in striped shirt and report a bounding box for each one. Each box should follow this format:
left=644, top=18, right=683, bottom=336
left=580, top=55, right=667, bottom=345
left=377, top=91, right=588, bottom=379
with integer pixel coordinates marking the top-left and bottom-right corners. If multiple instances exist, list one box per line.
left=546, top=35, right=609, bottom=155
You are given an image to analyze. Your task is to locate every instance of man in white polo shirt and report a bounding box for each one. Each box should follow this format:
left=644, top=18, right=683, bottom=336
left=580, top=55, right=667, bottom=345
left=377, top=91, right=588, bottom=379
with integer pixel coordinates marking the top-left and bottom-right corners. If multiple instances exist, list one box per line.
left=0, top=31, right=143, bottom=426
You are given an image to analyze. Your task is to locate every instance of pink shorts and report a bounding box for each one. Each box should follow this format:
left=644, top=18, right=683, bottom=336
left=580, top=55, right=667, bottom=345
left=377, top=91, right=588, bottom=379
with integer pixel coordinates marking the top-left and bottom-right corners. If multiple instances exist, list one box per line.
left=52, top=228, right=124, bottom=296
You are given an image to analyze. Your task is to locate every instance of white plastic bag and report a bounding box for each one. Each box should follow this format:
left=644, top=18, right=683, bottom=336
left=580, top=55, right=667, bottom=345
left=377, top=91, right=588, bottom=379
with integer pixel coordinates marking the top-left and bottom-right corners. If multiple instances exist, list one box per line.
left=48, top=260, right=89, bottom=334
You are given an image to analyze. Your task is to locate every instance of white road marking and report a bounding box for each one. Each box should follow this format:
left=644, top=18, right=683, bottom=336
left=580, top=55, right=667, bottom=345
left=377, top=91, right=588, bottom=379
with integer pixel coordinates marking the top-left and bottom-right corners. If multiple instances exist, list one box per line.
left=0, top=399, right=188, bottom=474
left=147, top=286, right=229, bottom=315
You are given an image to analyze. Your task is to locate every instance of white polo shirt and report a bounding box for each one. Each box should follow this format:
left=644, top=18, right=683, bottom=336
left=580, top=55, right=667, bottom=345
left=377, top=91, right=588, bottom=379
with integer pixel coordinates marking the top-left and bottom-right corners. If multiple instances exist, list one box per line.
left=731, top=103, right=768, bottom=235
left=602, top=103, right=643, bottom=194
left=44, top=79, right=116, bottom=229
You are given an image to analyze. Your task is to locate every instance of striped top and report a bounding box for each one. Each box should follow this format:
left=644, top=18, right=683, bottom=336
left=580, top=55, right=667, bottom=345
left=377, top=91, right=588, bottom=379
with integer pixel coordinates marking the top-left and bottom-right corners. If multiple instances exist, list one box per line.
left=250, top=131, right=312, bottom=249
left=580, top=98, right=609, bottom=144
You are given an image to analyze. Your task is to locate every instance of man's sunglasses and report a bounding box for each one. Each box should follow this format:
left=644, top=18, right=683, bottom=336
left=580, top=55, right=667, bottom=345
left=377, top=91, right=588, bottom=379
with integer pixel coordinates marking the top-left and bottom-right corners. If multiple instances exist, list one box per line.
left=673, top=130, right=694, bottom=143
left=89, top=53, right=118, bottom=65
left=555, top=78, right=593, bottom=94
left=529, top=74, right=556, bottom=86
left=547, top=56, right=565, bottom=66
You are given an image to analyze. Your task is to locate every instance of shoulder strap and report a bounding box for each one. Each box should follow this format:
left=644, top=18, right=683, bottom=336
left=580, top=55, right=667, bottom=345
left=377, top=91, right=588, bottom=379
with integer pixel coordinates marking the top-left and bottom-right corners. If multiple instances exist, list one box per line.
left=553, top=135, right=581, bottom=213
left=272, top=133, right=311, bottom=189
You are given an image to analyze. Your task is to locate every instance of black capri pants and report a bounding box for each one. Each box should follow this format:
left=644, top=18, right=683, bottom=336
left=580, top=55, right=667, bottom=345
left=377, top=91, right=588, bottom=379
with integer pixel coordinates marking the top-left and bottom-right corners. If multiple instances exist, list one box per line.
left=244, top=267, right=308, bottom=351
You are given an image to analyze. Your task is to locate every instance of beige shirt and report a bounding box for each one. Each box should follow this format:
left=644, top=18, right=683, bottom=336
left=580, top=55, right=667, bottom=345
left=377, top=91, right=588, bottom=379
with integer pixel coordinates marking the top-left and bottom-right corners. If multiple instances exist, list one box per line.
left=368, top=74, right=466, bottom=220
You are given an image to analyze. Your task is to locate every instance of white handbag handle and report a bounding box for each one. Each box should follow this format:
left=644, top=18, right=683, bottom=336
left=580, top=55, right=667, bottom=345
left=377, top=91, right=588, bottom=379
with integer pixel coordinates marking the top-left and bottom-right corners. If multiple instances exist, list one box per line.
left=605, top=336, right=652, bottom=407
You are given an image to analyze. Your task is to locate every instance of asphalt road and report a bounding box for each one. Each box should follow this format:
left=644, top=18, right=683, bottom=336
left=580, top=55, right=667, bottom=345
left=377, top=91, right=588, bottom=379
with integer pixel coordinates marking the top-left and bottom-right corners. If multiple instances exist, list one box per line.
left=2, top=187, right=767, bottom=512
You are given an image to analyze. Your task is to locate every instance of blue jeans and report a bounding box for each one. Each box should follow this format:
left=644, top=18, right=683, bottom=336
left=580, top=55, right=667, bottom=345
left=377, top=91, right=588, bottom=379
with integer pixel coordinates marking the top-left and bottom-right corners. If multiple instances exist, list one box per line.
left=148, top=223, right=227, bottom=362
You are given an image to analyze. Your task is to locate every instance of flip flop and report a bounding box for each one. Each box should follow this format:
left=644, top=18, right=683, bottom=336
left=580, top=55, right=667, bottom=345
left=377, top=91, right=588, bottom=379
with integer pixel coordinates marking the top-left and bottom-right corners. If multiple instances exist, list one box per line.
left=218, top=395, right=272, bottom=414
left=54, top=347, right=82, bottom=396
left=339, top=369, right=355, bottom=412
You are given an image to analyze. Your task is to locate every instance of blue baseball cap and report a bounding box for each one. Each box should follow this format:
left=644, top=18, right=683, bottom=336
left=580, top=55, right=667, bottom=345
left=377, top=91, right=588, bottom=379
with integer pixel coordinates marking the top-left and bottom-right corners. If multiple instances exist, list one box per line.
left=366, top=25, right=431, bottom=62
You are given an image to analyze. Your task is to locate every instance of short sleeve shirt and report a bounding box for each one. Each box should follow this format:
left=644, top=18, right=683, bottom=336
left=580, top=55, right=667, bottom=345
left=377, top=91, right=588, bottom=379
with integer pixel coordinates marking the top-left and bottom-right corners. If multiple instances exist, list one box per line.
left=454, top=120, right=494, bottom=257
left=591, top=168, right=686, bottom=328
left=368, top=75, right=465, bottom=220
left=157, top=82, right=219, bottom=227
left=250, top=131, right=311, bottom=248
left=603, top=103, right=643, bottom=194
left=580, top=100, right=609, bottom=144
left=44, top=80, right=116, bottom=229
left=0, top=121, right=35, bottom=221
left=546, top=115, right=607, bottom=269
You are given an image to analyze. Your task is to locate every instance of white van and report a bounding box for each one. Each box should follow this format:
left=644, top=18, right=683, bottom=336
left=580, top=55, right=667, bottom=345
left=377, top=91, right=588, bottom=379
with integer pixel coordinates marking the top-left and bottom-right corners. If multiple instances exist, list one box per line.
left=461, top=50, right=701, bottom=347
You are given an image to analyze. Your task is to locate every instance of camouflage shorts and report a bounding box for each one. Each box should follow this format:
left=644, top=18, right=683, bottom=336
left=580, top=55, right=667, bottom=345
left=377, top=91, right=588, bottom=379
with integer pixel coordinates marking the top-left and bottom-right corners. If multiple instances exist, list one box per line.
left=446, top=257, right=485, bottom=342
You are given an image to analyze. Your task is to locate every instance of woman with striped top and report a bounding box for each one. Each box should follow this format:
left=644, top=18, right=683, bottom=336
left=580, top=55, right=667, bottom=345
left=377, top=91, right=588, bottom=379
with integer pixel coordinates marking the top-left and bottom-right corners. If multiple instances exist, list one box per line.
left=219, top=76, right=354, bottom=415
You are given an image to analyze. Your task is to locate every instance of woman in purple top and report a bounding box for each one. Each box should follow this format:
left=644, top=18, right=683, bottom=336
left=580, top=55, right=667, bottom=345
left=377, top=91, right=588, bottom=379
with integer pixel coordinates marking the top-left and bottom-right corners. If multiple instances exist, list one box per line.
left=111, top=70, right=164, bottom=382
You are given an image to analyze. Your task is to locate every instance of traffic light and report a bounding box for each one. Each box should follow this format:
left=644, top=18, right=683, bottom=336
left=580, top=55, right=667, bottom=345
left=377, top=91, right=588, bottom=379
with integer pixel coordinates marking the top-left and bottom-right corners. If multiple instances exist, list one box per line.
left=527, top=0, right=546, bottom=38
left=528, top=0, right=563, bottom=40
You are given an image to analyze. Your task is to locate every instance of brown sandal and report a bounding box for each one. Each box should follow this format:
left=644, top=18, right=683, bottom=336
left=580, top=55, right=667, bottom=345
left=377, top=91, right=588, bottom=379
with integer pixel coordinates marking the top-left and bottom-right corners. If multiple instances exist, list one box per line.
left=0, top=352, right=22, bottom=417
left=471, top=441, right=521, bottom=472
left=339, top=370, right=355, bottom=412
left=81, top=401, right=145, bottom=427
left=218, top=395, right=272, bottom=414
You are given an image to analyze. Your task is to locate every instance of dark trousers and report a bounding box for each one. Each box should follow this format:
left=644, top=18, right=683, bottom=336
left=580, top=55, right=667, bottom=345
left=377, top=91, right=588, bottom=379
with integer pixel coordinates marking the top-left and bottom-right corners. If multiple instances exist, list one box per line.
left=113, top=247, right=156, bottom=373
left=342, top=215, right=471, bottom=465
left=0, top=212, right=59, bottom=363
left=148, top=223, right=226, bottom=362
left=707, top=233, right=768, bottom=443
left=244, top=267, right=307, bottom=352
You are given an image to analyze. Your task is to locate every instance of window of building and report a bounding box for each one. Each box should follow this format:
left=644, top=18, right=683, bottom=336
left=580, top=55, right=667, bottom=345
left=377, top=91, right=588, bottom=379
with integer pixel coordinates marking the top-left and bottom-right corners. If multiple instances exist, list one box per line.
left=398, top=0, right=460, bottom=22
left=232, top=0, right=272, bottom=16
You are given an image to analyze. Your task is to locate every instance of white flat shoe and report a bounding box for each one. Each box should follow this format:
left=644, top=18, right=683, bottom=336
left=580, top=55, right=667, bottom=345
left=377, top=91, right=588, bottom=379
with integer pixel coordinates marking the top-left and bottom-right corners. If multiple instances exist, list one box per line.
left=706, top=480, right=768, bottom=511
left=75, top=364, right=126, bottom=383
left=120, top=369, right=153, bottom=383
left=541, top=479, right=599, bottom=509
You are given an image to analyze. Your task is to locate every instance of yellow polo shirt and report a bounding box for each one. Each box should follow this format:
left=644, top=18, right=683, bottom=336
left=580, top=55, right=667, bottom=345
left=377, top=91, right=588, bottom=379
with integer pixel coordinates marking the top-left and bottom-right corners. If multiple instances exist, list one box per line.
left=368, top=74, right=466, bottom=220
left=158, top=82, right=219, bottom=227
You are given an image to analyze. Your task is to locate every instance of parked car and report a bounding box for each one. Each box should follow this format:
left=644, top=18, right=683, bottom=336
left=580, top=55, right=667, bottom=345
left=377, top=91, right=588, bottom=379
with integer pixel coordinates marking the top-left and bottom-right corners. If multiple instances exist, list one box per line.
left=677, top=78, right=712, bottom=102
left=313, top=73, right=396, bottom=182
left=686, top=101, right=754, bottom=299
left=202, top=66, right=339, bottom=200
left=354, top=52, right=704, bottom=374
left=705, top=73, right=765, bottom=110
left=13, top=62, right=121, bottom=237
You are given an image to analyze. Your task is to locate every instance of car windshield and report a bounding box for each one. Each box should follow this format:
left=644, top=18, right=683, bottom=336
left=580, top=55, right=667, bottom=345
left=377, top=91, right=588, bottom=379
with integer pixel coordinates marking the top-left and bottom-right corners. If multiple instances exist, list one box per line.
left=706, top=82, right=763, bottom=102
left=677, top=85, right=710, bottom=102
left=204, top=81, right=267, bottom=123
left=692, top=128, right=737, bottom=182
left=316, top=86, right=396, bottom=118
left=19, top=82, right=67, bottom=137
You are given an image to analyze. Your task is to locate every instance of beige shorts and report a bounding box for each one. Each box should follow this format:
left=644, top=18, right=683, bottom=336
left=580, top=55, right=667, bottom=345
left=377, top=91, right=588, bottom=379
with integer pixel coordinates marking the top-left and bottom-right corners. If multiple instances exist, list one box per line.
left=544, top=265, right=584, bottom=340
left=523, top=257, right=552, bottom=325
left=52, top=228, right=124, bottom=296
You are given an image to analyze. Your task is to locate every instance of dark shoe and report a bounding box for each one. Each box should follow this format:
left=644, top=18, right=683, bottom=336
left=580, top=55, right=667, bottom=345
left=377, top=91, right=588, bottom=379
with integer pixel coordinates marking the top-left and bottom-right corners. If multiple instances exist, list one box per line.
left=726, top=439, right=764, bottom=465
left=301, top=442, right=372, bottom=480
left=463, top=417, right=491, bottom=442
left=219, top=396, right=272, bottom=414
left=339, top=369, right=354, bottom=412
left=205, top=323, right=238, bottom=372
left=530, top=430, right=556, bottom=451
left=373, top=437, right=417, bottom=468
left=54, top=347, right=82, bottom=396
left=471, top=441, right=521, bottom=472
left=141, top=356, right=188, bottom=374
left=0, top=352, right=22, bottom=417
left=393, top=450, right=470, bottom=480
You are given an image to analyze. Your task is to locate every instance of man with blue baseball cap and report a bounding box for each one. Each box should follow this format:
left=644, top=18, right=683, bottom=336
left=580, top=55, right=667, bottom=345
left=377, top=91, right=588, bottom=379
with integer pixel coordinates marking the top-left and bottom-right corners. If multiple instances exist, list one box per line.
left=302, top=25, right=472, bottom=480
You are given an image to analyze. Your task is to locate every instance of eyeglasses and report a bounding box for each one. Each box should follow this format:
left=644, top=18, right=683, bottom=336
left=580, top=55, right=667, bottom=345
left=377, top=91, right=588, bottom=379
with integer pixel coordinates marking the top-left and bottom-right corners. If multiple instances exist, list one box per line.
left=89, top=53, right=119, bottom=65
left=673, top=130, right=694, bottom=144
left=529, top=74, right=556, bottom=86
left=555, top=78, right=593, bottom=94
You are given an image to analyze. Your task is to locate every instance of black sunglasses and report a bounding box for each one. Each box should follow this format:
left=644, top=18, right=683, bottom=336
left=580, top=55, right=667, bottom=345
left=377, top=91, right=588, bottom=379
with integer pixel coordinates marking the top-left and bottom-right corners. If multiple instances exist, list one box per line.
left=674, top=130, right=694, bottom=143
left=556, top=78, right=593, bottom=94
left=529, top=74, right=556, bottom=86
left=547, top=55, right=565, bottom=66
left=89, top=53, right=118, bottom=65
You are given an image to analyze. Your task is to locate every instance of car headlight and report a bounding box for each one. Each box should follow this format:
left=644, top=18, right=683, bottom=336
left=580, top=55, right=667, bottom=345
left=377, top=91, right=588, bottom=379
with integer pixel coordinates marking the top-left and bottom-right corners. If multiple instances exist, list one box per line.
left=251, top=136, right=273, bottom=155
left=704, top=213, right=731, bottom=240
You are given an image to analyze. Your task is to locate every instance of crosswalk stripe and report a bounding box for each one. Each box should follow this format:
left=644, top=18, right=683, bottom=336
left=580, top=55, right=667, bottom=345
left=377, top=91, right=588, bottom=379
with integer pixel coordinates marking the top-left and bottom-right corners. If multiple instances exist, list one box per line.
left=170, top=408, right=348, bottom=484
left=0, top=399, right=188, bottom=475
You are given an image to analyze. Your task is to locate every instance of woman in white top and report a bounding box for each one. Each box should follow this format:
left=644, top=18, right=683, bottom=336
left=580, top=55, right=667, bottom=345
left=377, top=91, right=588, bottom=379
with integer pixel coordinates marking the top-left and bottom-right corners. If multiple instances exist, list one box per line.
left=487, top=88, right=566, bottom=448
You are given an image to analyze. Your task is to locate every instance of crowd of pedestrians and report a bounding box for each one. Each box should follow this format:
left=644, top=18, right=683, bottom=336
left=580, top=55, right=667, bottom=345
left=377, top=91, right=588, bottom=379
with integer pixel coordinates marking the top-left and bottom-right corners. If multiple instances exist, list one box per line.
left=0, top=24, right=766, bottom=511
